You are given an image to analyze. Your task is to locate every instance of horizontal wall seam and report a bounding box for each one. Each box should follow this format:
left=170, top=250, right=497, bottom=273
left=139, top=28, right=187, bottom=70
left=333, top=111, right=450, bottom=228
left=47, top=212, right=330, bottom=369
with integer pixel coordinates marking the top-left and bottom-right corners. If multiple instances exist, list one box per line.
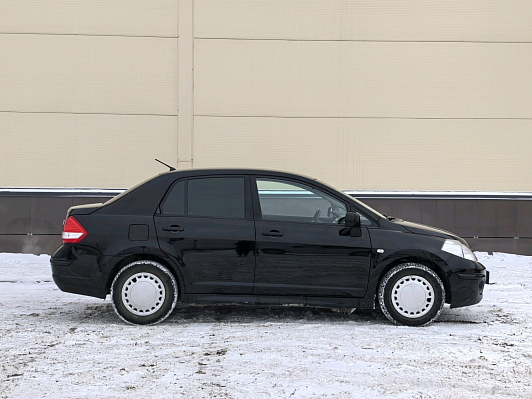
left=0, top=110, right=177, bottom=117
left=457, top=237, right=532, bottom=239
left=2, top=190, right=532, bottom=199
left=0, top=32, right=178, bottom=39
left=349, top=195, right=532, bottom=200
left=4, top=234, right=532, bottom=238
left=194, top=37, right=532, bottom=44
left=195, top=114, right=532, bottom=120
left=0, top=234, right=60, bottom=236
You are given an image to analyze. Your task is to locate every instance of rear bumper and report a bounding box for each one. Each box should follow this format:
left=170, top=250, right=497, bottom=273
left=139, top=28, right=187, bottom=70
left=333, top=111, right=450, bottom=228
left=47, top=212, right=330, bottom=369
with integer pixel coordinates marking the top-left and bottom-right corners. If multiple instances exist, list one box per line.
left=50, top=244, right=107, bottom=299
left=51, top=272, right=105, bottom=299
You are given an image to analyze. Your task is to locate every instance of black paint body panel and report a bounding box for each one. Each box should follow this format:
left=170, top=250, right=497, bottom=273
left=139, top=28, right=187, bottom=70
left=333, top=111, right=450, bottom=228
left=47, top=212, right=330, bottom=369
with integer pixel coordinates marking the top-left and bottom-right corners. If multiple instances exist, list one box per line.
left=155, top=215, right=256, bottom=294
left=51, top=168, right=487, bottom=311
left=254, top=221, right=371, bottom=297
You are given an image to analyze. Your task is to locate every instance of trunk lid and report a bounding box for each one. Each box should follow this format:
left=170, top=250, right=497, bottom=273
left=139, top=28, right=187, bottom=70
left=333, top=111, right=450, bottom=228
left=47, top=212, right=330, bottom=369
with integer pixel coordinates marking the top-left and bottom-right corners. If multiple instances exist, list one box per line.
left=66, top=203, right=104, bottom=217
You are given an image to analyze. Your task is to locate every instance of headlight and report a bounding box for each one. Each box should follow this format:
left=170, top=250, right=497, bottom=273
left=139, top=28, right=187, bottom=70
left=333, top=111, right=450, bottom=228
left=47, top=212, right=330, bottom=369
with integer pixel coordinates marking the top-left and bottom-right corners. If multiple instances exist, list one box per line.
left=441, top=239, right=477, bottom=261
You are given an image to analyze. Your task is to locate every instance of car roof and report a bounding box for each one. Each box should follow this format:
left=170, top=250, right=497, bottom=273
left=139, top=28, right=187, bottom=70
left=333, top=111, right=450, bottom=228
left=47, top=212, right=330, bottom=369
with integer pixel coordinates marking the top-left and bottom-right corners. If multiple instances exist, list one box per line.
left=159, top=168, right=318, bottom=181
left=98, top=168, right=322, bottom=216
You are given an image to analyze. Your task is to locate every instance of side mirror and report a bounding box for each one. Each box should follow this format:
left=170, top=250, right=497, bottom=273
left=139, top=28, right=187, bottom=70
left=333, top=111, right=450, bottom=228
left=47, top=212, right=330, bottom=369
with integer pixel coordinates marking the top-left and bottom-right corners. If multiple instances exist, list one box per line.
left=345, top=212, right=362, bottom=237
left=345, top=212, right=360, bottom=228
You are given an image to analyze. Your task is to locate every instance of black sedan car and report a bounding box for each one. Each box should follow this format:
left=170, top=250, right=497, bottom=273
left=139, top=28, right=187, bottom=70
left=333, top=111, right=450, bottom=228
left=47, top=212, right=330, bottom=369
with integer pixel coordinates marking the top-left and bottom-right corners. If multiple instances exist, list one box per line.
left=51, top=169, right=488, bottom=326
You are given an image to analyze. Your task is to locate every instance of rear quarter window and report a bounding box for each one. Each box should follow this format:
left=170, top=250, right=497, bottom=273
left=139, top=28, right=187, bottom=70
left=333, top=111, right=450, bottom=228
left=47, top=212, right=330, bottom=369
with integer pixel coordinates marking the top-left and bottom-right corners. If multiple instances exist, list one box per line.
left=161, top=180, right=185, bottom=215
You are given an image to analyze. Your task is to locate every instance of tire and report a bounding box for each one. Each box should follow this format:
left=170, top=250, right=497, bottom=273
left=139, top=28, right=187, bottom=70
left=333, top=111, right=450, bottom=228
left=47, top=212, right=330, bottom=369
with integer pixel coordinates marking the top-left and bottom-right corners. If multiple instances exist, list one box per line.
left=111, top=260, right=178, bottom=325
left=378, top=263, right=445, bottom=327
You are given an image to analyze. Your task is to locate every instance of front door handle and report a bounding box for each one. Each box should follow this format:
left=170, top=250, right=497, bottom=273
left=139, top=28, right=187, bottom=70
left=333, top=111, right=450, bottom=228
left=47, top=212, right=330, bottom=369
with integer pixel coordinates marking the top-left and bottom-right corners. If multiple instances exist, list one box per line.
left=262, top=230, right=284, bottom=238
left=162, top=225, right=184, bottom=233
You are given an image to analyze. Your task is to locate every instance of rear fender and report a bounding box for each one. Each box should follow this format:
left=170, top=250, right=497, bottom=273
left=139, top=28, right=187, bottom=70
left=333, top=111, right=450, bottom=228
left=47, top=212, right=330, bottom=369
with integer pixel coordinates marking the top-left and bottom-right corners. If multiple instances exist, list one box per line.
left=102, top=247, right=186, bottom=298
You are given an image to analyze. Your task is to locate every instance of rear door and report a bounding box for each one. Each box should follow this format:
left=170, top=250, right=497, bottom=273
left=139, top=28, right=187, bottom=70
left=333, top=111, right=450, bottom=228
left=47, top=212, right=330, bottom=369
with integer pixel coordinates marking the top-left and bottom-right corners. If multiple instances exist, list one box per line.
left=154, top=175, right=256, bottom=294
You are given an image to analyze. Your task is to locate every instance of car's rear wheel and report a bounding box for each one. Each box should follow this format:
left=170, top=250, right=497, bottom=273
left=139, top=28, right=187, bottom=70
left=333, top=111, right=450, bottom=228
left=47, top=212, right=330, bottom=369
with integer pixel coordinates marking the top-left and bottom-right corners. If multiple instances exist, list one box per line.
left=111, top=260, right=178, bottom=325
left=378, top=263, right=445, bottom=326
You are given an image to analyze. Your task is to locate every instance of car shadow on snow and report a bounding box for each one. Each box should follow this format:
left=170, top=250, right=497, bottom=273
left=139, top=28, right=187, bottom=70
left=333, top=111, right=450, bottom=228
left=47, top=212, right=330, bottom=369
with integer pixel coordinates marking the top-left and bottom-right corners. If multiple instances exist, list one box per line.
left=50, top=301, right=488, bottom=326
left=166, top=304, right=388, bottom=325
left=167, top=305, right=490, bottom=326
left=53, top=301, right=390, bottom=325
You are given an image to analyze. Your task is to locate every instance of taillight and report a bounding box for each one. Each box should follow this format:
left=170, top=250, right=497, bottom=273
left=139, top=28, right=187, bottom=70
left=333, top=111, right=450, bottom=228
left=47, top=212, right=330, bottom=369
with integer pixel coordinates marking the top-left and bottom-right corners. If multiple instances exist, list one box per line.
left=62, top=216, right=87, bottom=244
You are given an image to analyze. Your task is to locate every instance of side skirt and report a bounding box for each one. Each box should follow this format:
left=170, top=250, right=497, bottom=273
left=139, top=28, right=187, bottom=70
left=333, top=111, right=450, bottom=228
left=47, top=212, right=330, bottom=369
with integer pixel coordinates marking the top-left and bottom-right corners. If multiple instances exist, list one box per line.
left=183, top=294, right=374, bottom=309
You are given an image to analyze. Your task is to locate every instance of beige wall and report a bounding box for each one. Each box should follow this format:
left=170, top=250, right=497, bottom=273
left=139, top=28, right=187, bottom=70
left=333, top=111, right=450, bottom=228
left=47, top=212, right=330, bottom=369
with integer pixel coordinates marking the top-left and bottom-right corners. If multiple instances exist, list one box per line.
left=195, top=40, right=532, bottom=119
left=0, top=113, right=177, bottom=188
left=194, top=117, right=532, bottom=191
left=193, top=0, right=532, bottom=191
left=1, top=1, right=531, bottom=191
left=195, top=0, right=532, bottom=42
left=0, top=1, right=178, bottom=188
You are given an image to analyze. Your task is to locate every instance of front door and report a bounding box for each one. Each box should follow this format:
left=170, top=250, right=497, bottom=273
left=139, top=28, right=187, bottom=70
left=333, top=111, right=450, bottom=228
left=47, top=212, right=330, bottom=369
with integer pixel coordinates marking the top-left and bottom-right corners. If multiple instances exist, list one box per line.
left=252, top=177, right=372, bottom=297
left=155, top=176, right=255, bottom=294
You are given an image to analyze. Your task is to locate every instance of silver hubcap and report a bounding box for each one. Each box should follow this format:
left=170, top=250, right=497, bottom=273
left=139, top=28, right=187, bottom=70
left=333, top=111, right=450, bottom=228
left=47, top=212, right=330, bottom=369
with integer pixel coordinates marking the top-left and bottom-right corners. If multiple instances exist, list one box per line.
left=391, top=275, right=434, bottom=318
left=122, top=273, right=166, bottom=316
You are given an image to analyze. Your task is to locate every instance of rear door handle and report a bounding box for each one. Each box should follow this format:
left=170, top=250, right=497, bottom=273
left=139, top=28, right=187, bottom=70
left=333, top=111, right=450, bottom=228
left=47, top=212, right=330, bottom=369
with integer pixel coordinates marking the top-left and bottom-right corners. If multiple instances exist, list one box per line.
left=262, top=230, right=284, bottom=238
left=162, top=225, right=184, bottom=233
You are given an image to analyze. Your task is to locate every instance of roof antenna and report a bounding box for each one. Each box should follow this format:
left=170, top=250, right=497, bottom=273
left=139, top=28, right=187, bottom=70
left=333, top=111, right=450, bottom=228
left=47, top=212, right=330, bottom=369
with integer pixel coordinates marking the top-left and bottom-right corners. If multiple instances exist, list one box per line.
left=155, top=159, right=176, bottom=171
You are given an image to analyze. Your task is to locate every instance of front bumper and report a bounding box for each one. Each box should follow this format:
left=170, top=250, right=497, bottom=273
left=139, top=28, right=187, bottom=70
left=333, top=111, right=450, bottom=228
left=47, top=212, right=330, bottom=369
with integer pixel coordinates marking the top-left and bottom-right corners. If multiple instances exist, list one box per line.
left=448, top=259, right=488, bottom=308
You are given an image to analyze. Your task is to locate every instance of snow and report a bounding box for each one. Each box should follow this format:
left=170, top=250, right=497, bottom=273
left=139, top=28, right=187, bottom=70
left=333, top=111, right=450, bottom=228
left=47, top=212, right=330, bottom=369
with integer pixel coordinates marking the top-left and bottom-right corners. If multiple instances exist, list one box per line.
left=1, top=252, right=531, bottom=398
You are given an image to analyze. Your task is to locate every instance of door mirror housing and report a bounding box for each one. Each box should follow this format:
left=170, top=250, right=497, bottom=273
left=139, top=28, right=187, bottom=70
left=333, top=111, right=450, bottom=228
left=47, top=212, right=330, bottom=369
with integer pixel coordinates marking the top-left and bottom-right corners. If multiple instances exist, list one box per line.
left=345, top=212, right=362, bottom=237
left=345, top=212, right=360, bottom=228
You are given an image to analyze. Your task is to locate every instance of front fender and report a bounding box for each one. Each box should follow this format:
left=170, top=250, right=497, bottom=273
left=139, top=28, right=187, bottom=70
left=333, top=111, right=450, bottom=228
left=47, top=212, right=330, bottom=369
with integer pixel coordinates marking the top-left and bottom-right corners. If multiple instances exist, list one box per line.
left=363, top=229, right=453, bottom=306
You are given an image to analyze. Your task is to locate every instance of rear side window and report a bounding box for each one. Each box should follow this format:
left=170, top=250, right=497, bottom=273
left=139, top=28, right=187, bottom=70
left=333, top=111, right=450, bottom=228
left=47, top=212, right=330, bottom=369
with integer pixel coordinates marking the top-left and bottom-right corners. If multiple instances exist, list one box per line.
left=188, top=177, right=245, bottom=219
left=162, top=177, right=246, bottom=219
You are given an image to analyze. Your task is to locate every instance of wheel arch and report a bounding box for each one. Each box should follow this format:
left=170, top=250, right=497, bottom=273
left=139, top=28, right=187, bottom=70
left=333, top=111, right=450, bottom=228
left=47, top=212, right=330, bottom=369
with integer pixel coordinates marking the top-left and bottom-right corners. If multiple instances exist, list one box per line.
left=375, top=252, right=452, bottom=305
left=105, top=253, right=185, bottom=299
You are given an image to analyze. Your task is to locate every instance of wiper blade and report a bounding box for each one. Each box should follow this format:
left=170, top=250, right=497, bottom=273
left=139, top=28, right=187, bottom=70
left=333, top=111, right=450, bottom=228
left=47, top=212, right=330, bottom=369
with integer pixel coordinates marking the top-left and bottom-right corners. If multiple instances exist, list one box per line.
left=382, top=213, right=399, bottom=221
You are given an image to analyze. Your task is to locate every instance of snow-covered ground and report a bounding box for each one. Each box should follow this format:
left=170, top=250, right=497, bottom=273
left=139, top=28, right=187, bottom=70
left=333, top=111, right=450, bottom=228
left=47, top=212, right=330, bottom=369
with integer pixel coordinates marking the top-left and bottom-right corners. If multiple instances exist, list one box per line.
left=1, top=253, right=531, bottom=399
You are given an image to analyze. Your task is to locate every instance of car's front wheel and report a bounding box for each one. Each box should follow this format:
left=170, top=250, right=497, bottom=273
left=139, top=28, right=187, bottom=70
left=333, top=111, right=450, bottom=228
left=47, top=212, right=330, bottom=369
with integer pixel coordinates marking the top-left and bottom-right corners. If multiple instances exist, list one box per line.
left=378, top=263, right=445, bottom=326
left=111, top=260, right=178, bottom=325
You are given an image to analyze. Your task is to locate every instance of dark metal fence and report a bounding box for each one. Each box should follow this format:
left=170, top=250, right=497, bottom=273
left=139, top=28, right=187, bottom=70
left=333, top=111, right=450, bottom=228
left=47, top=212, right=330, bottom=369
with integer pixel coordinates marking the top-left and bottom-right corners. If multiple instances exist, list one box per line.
left=1, top=190, right=531, bottom=255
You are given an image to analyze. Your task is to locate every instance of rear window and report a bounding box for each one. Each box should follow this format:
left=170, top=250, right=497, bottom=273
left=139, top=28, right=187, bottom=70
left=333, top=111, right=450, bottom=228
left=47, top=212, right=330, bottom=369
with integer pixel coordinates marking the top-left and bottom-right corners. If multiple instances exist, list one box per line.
left=188, top=177, right=245, bottom=219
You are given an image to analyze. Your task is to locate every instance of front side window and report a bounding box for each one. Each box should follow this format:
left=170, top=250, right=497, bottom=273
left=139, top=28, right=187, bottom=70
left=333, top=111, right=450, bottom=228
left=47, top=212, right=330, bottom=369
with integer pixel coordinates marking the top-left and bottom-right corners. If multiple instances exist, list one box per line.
left=256, top=178, right=346, bottom=224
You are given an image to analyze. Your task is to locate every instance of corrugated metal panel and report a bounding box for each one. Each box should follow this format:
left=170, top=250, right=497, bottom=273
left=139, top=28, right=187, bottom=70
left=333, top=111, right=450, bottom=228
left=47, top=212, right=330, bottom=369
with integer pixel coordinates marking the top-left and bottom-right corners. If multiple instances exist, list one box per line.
left=517, top=201, right=532, bottom=237
left=0, top=113, right=178, bottom=188
left=0, top=0, right=178, bottom=37
left=0, top=35, right=177, bottom=115
left=194, top=39, right=532, bottom=118
left=193, top=116, right=532, bottom=191
left=195, top=0, right=532, bottom=42
left=476, top=199, right=517, bottom=238
left=30, top=197, right=74, bottom=234
left=0, top=197, right=31, bottom=234
left=467, top=238, right=518, bottom=254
